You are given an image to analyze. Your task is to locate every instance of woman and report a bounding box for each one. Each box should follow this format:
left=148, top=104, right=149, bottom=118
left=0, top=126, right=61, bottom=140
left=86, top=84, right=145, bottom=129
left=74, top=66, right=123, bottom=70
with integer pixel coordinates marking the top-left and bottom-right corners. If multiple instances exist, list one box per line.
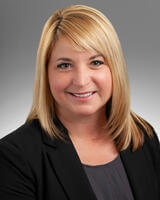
left=0, top=4, right=159, bottom=200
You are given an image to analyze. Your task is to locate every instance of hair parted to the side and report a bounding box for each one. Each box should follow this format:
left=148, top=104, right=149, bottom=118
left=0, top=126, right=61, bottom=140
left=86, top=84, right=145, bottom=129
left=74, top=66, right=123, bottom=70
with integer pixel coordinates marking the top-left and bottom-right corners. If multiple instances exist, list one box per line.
left=26, top=4, right=153, bottom=152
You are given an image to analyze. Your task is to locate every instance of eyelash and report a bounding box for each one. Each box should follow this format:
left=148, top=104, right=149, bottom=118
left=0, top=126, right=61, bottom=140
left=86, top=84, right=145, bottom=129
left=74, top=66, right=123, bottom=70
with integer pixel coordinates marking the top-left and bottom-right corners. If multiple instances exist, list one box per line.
left=57, top=60, right=104, bottom=70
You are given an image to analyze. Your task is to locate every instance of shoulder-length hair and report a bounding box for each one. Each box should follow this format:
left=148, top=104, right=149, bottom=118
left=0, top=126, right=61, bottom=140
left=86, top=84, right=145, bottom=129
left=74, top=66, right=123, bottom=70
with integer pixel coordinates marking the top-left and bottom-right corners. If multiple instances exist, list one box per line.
left=26, top=4, right=153, bottom=152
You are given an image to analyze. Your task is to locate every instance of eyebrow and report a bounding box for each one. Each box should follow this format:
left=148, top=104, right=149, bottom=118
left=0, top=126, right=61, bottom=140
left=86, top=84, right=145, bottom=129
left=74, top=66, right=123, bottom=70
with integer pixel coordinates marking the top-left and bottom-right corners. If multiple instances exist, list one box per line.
left=56, top=54, right=103, bottom=61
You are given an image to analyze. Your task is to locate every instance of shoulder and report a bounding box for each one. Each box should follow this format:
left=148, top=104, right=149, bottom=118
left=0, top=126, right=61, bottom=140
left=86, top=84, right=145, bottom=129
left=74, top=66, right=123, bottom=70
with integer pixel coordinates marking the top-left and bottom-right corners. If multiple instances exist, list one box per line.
left=144, top=127, right=160, bottom=157
left=135, top=119, right=160, bottom=148
left=132, top=120, right=160, bottom=165
left=0, top=119, right=42, bottom=148
left=0, top=119, right=44, bottom=168
left=138, top=122, right=160, bottom=168
left=0, top=120, right=44, bottom=198
left=140, top=122, right=160, bottom=149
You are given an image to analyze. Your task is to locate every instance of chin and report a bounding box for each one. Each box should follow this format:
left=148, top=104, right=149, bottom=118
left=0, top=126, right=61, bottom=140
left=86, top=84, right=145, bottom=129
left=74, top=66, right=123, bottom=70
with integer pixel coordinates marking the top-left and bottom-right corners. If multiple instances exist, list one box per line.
left=71, top=107, right=101, bottom=117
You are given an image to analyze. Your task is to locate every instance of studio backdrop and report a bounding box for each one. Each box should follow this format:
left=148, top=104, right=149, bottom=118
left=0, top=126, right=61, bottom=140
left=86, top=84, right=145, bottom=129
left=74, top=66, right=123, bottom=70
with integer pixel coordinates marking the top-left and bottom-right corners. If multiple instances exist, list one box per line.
left=1, top=0, right=159, bottom=138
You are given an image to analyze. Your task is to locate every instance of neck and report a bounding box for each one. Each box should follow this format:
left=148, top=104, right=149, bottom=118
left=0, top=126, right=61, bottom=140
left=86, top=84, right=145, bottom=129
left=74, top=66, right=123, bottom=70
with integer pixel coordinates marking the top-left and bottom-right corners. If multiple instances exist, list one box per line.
left=57, top=109, right=108, bottom=141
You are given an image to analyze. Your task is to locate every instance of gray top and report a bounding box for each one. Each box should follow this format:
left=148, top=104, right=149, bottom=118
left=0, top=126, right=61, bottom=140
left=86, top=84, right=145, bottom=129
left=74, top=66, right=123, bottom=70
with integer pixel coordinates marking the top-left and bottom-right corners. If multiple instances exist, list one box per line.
left=82, top=155, right=134, bottom=200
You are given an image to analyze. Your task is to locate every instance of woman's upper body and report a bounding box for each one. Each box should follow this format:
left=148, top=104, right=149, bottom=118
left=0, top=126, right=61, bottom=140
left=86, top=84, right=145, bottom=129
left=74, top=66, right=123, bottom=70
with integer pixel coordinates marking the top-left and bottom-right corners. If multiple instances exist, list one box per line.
left=1, top=4, right=159, bottom=200
left=0, top=117, right=160, bottom=200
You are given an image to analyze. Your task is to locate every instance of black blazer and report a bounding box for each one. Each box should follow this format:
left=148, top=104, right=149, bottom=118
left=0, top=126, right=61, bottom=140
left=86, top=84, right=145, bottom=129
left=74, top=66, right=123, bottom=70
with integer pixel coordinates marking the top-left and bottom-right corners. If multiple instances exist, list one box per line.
left=0, top=118, right=160, bottom=200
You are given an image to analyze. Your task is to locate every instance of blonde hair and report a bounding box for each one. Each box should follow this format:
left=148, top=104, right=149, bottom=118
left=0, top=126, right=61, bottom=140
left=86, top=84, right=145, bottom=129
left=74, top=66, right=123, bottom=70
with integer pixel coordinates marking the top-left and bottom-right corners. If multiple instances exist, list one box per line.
left=26, top=4, right=153, bottom=152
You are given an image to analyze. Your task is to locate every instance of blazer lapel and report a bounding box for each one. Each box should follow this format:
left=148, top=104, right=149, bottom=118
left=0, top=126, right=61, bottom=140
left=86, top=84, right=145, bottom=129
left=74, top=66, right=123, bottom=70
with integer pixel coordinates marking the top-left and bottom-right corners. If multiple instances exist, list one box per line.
left=120, top=145, right=157, bottom=200
left=41, top=116, right=157, bottom=200
left=42, top=117, right=97, bottom=200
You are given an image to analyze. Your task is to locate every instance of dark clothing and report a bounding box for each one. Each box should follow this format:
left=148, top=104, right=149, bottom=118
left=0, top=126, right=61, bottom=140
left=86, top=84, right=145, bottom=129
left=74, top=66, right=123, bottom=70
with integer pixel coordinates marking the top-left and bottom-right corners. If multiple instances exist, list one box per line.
left=0, top=118, right=160, bottom=200
left=82, top=155, right=134, bottom=200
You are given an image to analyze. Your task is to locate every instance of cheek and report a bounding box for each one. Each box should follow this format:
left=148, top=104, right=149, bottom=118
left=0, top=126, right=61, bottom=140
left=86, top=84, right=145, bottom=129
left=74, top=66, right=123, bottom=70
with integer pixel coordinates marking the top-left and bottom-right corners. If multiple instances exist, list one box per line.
left=48, top=71, right=70, bottom=94
left=49, top=77, right=62, bottom=94
left=96, top=69, right=113, bottom=93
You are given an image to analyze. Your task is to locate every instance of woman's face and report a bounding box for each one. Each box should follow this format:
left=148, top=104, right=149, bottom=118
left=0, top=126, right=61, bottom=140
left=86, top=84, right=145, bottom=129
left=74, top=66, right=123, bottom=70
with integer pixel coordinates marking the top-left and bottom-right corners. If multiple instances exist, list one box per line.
left=48, top=37, right=112, bottom=119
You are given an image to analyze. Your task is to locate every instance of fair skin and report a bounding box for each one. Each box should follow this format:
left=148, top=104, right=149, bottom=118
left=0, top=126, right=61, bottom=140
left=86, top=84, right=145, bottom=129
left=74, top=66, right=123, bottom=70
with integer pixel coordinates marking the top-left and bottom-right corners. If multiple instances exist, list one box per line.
left=48, top=37, right=118, bottom=165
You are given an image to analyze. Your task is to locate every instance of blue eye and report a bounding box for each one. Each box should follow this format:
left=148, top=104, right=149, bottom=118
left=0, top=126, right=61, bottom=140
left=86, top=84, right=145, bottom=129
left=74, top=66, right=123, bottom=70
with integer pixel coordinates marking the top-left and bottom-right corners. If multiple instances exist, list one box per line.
left=57, top=63, right=71, bottom=69
left=91, top=60, right=104, bottom=66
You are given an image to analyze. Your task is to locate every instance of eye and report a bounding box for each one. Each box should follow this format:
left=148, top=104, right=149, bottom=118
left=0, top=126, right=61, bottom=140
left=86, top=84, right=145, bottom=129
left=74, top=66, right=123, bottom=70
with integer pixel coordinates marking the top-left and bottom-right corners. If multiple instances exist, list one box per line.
left=57, top=63, right=71, bottom=70
left=91, top=60, right=104, bottom=66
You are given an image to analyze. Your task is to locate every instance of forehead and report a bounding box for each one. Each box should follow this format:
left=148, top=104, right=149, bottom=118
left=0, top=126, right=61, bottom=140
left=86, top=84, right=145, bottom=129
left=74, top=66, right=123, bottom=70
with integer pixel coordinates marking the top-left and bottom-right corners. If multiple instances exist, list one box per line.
left=50, top=37, right=100, bottom=60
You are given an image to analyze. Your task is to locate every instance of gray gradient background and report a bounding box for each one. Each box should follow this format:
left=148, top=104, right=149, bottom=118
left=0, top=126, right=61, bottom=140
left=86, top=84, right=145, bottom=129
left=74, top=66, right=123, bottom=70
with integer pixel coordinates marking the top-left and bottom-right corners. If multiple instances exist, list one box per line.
left=0, top=0, right=159, bottom=138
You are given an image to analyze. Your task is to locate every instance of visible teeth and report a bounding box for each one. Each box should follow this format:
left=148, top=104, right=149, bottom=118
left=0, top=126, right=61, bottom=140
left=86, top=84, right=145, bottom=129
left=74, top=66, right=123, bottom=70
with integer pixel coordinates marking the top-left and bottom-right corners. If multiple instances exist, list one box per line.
left=73, top=92, right=93, bottom=97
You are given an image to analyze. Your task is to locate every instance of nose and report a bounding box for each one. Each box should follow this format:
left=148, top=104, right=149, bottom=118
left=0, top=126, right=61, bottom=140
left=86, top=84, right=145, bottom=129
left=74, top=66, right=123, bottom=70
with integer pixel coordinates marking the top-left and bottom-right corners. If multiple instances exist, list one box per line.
left=72, top=66, right=90, bottom=87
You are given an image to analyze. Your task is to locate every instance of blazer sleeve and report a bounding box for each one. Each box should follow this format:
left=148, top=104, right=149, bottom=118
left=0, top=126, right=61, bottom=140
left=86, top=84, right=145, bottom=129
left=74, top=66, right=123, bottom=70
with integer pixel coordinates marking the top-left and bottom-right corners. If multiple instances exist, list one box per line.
left=151, top=131, right=160, bottom=191
left=144, top=127, right=160, bottom=198
left=0, top=139, right=36, bottom=200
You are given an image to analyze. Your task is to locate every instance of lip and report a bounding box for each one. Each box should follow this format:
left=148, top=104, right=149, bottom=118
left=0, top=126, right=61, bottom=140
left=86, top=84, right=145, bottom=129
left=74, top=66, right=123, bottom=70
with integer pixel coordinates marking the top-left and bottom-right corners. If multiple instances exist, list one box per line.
left=68, top=91, right=95, bottom=95
left=67, top=91, right=96, bottom=102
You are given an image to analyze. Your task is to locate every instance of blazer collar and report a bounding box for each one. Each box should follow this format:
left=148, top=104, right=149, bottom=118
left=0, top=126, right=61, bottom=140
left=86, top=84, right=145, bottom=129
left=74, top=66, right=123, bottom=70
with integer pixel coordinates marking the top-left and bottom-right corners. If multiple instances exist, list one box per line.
left=41, top=116, right=98, bottom=200
left=120, top=144, right=158, bottom=200
left=41, top=117, right=158, bottom=200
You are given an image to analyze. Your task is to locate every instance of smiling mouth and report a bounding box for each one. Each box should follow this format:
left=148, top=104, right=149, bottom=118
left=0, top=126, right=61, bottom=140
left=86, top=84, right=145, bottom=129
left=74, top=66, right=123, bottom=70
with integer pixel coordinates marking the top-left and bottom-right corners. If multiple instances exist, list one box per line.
left=69, top=91, right=96, bottom=97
